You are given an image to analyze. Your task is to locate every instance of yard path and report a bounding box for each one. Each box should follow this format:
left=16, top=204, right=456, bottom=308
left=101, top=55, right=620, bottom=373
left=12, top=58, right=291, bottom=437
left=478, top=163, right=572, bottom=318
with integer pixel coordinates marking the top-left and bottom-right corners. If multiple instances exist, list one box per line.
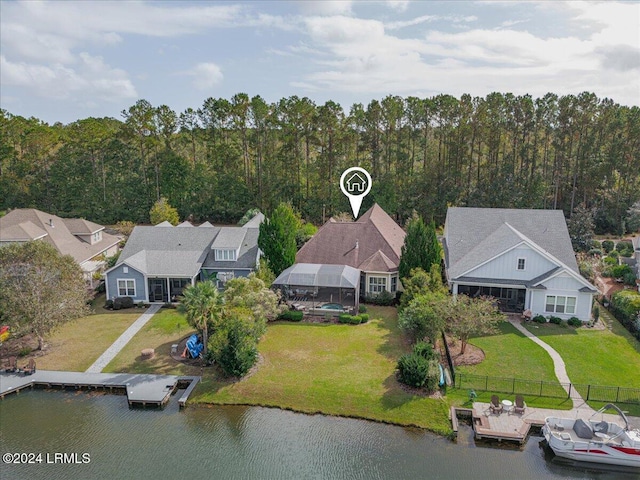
left=85, top=304, right=161, bottom=373
left=508, top=317, right=594, bottom=414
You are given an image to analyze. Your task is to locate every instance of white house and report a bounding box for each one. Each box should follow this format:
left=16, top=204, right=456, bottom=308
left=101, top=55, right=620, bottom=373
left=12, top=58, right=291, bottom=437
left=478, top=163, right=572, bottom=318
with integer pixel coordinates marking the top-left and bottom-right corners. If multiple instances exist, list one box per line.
left=442, top=207, right=598, bottom=322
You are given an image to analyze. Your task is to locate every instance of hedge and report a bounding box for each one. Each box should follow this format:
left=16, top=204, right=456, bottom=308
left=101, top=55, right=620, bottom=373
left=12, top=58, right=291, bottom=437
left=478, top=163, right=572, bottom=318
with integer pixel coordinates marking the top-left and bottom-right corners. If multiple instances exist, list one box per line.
left=609, top=291, right=640, bottom=339
left=278, top=310, right=304, bottom=322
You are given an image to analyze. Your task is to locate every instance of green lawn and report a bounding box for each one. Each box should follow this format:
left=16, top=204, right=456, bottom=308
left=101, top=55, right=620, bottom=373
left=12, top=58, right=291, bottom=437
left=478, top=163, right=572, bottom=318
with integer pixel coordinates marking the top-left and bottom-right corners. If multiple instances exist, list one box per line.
left=37, top=313, right=140, bottom=371
left=190, top=306, right=452, bottom=434
left=103, top=308, right=200, bottom=376
left=523, top=314, right=640, bottom=389
left=447, top=321, right=571, bottom=410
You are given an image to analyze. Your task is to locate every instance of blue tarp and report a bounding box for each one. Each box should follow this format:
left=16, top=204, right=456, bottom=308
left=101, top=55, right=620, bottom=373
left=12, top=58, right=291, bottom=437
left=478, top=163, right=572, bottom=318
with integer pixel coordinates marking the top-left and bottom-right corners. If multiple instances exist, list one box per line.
left=186, top=334, right=203, bottom=359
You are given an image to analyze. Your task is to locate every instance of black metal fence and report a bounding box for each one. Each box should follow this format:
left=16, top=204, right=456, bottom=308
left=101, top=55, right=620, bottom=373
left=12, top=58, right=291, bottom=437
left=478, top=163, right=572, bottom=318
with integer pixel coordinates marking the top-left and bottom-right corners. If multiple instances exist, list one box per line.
left=441, top=331, right=455, bottom=382
left=455, top=372, right=640, bottom=405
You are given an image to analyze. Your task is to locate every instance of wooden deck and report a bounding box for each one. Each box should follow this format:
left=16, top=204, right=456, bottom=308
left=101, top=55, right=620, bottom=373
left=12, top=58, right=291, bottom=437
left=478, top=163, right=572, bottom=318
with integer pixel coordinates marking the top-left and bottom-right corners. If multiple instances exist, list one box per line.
left=0, top=370, right=200, bottom=408
left=453, top=402, right=640, bottom=444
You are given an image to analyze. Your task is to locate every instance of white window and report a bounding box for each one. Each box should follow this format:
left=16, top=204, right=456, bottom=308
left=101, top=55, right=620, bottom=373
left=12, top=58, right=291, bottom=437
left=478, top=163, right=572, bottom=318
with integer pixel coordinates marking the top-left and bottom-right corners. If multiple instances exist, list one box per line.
left=123, top=266, right=128, bottom=274
left=390, top=276, right=397, bottom=292
left=93, top=231, right=102, bottom=243
left=215, top=249, right=237, bottom=261
left=117, top=279, right=135, bottom=297
left=369, top=276, right=387, bottom=294
left=545, top=295, right=576, bottom=314
left=517, top=258, right=526, bottom=270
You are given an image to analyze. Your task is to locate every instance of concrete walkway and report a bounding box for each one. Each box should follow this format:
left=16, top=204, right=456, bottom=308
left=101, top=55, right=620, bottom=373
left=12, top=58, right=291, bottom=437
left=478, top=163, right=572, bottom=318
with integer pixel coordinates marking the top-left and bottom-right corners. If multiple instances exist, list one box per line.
left=85, top=304, right=161, bottom=373
left=508, top=317, right=594, bottom=412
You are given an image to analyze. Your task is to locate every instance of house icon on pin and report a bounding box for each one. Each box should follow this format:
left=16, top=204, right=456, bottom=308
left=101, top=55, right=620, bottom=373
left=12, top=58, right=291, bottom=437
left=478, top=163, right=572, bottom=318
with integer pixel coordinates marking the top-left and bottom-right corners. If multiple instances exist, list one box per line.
left=345, top=172, right=367, bottom=193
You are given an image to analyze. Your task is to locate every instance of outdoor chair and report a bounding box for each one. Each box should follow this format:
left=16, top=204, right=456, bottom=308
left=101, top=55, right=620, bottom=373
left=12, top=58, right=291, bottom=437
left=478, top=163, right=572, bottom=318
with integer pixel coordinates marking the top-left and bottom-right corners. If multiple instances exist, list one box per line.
left=489, top=394, right=503, bottom=414
left=513, top=394, right=526, bottom=414
left=22, top=358, right=36, bottom=376
left=5, top=356, right=18, bottom=373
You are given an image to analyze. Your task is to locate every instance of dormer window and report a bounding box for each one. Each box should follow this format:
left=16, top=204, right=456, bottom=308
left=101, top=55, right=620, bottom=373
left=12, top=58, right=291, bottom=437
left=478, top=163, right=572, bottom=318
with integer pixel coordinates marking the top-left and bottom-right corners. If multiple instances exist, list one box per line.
left=215, top=249, right=237, bottom=261
left=517, top=258, right=526, bottom=270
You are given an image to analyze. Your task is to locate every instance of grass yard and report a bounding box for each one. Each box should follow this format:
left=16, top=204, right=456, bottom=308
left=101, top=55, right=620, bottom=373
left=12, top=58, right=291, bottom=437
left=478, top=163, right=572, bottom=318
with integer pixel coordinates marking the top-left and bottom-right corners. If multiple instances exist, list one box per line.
left=447, top=321, right=571, bottom=410
left=523, top=314, right=640, bottom=389
left=190, top=306, right=452, bottom=434
left=103, top=308, right=200, bottom=376
left=36, top=313, right=140, bottom=371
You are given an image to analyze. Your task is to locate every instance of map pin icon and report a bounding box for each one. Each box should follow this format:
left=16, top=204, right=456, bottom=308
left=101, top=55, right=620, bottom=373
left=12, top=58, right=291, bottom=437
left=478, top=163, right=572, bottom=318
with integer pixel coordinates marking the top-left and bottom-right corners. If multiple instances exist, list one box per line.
left=340, top=167, right=372, bottom=219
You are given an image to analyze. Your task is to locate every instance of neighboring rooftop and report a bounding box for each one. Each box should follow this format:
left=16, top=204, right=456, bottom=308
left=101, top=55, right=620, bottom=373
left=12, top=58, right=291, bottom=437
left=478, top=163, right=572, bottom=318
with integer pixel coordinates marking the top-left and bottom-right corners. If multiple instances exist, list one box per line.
left=444, top=207, right=579, bottom=279
left=0, top=209, right=119, bottom=264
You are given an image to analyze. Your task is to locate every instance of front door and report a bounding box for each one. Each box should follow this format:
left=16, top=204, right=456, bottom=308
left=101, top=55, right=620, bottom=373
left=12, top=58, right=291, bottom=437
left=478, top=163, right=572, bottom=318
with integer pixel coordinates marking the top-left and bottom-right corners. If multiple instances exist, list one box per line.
left=148, top=278, right=167, bottom=303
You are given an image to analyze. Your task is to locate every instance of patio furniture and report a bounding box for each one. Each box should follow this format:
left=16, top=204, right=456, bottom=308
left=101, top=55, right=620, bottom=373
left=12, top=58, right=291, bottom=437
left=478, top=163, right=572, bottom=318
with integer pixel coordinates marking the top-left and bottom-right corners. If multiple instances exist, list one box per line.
left=22, top=358, right=36, bottom=376
left=513, top=394, right=526, bottom=414
left=490, top=395, right=504, bottom=414
left=5, top=356, right=18, bottom=373
left=501, top=399, right=513, bottom=413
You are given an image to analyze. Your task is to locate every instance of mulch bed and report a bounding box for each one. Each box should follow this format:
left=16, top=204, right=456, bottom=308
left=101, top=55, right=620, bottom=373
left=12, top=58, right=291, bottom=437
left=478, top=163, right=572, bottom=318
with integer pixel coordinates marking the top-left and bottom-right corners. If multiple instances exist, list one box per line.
left=438, top=335, right=485, bottom=367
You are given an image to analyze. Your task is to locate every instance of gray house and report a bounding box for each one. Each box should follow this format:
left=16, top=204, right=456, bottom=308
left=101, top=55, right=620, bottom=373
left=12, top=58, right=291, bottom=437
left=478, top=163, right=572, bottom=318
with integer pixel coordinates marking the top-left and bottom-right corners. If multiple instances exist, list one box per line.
left=105, top=215, right=262, bottom=303
left=443, top=207, right=598, bottom=322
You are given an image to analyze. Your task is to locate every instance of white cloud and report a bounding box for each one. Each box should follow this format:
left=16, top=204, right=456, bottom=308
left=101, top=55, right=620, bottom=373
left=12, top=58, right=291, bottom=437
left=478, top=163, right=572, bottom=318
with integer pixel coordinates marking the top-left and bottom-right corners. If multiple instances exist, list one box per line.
left=186, top=62, right=224, bottom=90
left=385, top=1, right=410, bottom=13
left=0, top=53, right=137, bottom=101
left=297, top=1, right=353, bottom=16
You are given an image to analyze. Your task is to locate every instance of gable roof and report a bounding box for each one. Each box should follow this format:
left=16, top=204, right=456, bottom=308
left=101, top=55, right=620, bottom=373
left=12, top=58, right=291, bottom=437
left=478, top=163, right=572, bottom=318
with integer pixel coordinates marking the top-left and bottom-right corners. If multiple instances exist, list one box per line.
left=203, top=227, right=260, bottom=270
left=444, top=207, right=580, bottom=280
left=115, top=226, right=218, bottom=277
left=0, top=209, right=119, bottom=264
left=296, top=203, right=405, bottom=273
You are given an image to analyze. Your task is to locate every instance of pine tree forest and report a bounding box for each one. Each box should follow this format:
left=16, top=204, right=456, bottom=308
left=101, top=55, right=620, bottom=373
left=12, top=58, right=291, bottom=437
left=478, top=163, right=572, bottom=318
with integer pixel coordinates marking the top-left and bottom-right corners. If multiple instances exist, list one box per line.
left=1, top=91, right=639, bottom=233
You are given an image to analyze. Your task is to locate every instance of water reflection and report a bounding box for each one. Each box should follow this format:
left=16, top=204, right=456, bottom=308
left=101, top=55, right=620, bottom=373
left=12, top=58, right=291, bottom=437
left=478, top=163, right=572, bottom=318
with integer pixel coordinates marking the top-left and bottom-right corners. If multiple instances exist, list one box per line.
left=0, top=391, right=637, bottom=480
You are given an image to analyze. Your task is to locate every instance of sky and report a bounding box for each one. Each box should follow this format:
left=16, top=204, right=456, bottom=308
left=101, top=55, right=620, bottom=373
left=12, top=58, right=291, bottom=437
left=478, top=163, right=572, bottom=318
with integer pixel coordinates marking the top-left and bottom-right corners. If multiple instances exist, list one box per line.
left=1, top=0, right=639, bottom=124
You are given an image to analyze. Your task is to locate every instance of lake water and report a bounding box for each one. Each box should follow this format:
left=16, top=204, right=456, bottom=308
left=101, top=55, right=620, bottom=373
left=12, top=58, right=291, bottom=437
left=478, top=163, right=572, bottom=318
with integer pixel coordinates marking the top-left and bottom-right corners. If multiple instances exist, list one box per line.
left=0, top=390, right=637, bottom=480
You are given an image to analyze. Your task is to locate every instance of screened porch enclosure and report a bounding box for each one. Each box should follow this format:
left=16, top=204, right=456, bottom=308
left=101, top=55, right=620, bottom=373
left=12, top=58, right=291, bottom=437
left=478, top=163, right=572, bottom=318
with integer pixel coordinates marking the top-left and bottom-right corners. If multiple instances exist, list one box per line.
left=273, top=263, right=361, bottom=314
left=148, top=277, right=191, bottom=303
left=457, top=284, right=526, bottom=312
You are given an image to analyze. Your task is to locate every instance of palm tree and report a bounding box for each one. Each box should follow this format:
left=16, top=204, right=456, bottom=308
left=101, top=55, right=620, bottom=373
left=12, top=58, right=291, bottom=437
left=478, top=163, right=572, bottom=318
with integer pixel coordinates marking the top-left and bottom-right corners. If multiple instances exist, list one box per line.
left=178, top=281, right=222, bottom=358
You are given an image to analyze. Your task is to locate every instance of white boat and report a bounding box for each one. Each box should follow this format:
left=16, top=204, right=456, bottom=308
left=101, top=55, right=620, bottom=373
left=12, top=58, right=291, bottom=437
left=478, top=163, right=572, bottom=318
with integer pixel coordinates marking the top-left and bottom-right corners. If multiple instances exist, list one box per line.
left=542, top=404, right=640, bottom=468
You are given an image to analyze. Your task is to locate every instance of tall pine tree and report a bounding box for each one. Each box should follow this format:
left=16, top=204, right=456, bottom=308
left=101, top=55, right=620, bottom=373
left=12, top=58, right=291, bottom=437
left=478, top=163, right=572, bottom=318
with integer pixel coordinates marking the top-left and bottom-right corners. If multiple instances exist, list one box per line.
left=399, top=215, right=442, bottom=281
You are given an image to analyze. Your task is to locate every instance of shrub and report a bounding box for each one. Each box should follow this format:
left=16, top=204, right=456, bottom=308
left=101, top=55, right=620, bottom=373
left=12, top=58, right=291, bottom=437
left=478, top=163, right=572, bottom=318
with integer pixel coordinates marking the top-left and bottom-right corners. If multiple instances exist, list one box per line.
left=532, top=314, right=547, bottom=323
left=610, top=290, right=640, bottom=330
left=600, top=265, right=615, bottom=277
left=591, top=240, right=602, bottom=249
left=364, top=290, right=395, bottom=306
left=587, top=248, right=603, bottom=257
left=18, top=346, right=32, bottom=357
left=549, top=316, right=562, bottom=325
left=623, top=272, right=637, bottom=286
left=359, top=313, right=369, bottom=323
left=104, top=299, right=114, bottom=310
left=339, top=313, right=364, bottom=325
left=113, top=296, right=134, bottom=310
left=593, top=304, right=600, bottom=322
left=413, top=341, right=435, bottom=360
left=612, top=264, right=632, bottom=278
left=616, top=241, right=633, bottom=254
left=358, top=304, right=367, bottom=313
left=278, top=310, right=304, bottom=322
left=567, top=317, right=582, bottom=327
left=579, top=260, right=594, bottom=281
left=608, top=250, right=619, bottom=259
left=397, top=353, right=430, bottom=388
left=603, top=256, right=618, bottom=266
left=602, top=240, right=614, bottom=252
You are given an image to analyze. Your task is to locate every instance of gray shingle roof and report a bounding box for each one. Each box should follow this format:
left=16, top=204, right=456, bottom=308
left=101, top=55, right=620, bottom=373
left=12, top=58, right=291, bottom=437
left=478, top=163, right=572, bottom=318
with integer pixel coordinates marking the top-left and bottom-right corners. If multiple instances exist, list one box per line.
left=444, top=207, right=579, bottom=279
left=117, top=226, right=218, bottom=277
left=211, top=227, right=247, bottom=250
left=203, top=228, right=259, bottom=270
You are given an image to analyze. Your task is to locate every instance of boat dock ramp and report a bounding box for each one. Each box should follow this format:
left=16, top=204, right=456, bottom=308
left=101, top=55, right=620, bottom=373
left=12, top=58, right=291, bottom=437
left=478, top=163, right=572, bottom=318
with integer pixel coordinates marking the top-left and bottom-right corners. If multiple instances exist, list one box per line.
left=0, top=370, right=200, bottom=408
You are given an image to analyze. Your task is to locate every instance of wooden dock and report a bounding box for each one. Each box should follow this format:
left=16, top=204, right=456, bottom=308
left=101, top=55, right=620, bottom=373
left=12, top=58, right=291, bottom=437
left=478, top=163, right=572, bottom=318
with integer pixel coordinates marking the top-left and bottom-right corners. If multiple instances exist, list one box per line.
left=0, top=370, right=200, bottom=408
left=449, top=402, right=640, bottom=444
